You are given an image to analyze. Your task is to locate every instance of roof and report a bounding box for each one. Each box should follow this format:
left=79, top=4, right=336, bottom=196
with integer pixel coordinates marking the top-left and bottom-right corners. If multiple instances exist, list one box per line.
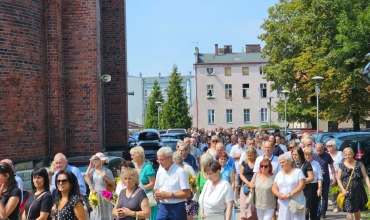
left=143, top=75, right=194, bottom=84
left=196, top=52, right=268, bottom=64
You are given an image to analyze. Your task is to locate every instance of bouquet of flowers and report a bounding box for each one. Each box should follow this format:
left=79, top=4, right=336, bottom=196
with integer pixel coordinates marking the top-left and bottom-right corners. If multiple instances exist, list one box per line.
left=89, top=193, right=100, bottom=209
left=101, top=189, right=118, bottom=205
left=188, top=175, right=197, bottom=191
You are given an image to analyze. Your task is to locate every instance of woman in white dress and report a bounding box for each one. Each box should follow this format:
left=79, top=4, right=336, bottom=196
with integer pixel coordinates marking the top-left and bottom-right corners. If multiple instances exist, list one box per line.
left=199, top=161, right=234, bottom=220
left=272, top=153, right=306, bottom=220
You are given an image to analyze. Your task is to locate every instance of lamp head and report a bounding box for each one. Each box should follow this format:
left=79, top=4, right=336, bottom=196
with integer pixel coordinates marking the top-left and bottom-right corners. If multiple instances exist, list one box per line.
left=311, top=76, right=324, bottom=82
left=101, top=74, right=111, bottom=82
left=155, top=101, right=162, bottom=105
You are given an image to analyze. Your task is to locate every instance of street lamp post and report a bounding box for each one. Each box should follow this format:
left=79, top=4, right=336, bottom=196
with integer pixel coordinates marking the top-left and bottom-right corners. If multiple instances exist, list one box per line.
left=312, top=76, right=324, bottom=133
left=281, top=90, right=289, bottom=135
left=155, top=101, right=162, bottom=130
left=267, top=96, right=274, bottom=126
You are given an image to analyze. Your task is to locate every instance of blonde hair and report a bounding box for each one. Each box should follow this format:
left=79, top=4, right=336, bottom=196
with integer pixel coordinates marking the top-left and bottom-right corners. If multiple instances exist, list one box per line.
left=211, top=135, right=219, bottom=142
left=343, top=147, right=354, bottom=155
left=50, top=161, right=55, bottom=173
left=121, top=168, right=140, bottom=186
left=130, top=146, right=145, bottom=158
left=303, top=147, right=313, bottom=155
left=244, top=147, right=258, bottom=163
left=326, top=139, right=336, bottom=148
left=200, top=153, right=214, bottom=168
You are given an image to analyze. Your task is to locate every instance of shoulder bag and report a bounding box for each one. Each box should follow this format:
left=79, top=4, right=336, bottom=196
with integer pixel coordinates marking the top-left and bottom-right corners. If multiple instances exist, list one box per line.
left=146, top=190, right=157, bottom=207
left=245, top=173, right=256, bottom=206
left=26, top=192, right=46, bottom=220
left=103, top=167, right=116, bottom=193
left=284, top=173, right=305, bottom=214
left=337, top=162, right=356, bottom=209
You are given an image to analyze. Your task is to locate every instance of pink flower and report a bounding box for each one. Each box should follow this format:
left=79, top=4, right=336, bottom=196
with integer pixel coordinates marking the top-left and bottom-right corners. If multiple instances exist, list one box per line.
left=101, top=190, right=113, bottom=200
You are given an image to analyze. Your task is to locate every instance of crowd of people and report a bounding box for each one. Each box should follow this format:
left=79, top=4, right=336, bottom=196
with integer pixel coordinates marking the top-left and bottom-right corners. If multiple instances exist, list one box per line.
left=1, top=128, right=370, bottom=220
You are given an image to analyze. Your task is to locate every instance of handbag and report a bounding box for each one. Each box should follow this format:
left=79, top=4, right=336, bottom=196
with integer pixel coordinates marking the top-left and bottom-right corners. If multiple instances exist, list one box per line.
left=337, top=162, right=356, bottom=209
left=284, top=173, right=305, bottom=214
left=245, top=188, right=255, bottom=206
left=146, top=190, right=157, bottom=207
left=243, top=184, right=249, bottom=195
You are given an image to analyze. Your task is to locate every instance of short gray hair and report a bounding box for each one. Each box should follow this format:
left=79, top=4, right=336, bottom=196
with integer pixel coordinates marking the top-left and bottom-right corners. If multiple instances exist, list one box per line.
left=172, top=152, right=184, bottom=164
left=326, top=139, right=336, bottom=148
left=178, top=142, right=189, bottom=150
left=200, top=153, right=214, bottom=168
left=278, top=152, right=293, bottom=162
left=54, top=153, right=67, bottom=161
left=157, top=146, right=173, bottom=157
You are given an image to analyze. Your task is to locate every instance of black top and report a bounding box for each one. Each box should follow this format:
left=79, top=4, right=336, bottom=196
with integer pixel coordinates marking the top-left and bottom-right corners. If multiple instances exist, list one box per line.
left=116, top=188, right=147, bottom=220
left=313, top=152, right=334, bottom=183
left=1, top=187, right=22, bottom=220
left=24, top=191, right=53, bottom=220
left=241, top=161, right=254, bottom=182
left=55, top=194, right=83, bottom=220
left=292, top=161, right=313, bottom=178
left=272, top=145, right=284, bottom=157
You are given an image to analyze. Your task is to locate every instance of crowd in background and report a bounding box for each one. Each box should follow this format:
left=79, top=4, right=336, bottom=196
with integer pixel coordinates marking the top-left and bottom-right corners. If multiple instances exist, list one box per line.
left=0, top=127, right=370, bottom=220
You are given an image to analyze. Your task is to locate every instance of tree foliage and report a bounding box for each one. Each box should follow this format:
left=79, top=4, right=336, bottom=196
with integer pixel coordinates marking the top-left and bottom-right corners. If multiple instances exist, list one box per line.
left=161, top=65, right=192, bottom=129
left=259, top=0, right=370, bottom=131
left=144, top=79, right=164, bottom=129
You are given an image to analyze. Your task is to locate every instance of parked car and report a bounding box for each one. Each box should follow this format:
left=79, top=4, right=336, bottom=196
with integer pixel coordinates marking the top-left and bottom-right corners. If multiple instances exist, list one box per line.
left=123, top=129, right=163, bottom=171
left=161, top=136, right=182, bottom=152
left=337, top=137, right=370, bottom=175
left=310, top=132, right=339, bottom=143
left=323, top=132, right=370, bottom=150
left=166, top=128, right=187, bottom=134
left=160, top=133, right=187, bottom=141
left=132, top=132, right=140, bottom=141
left=158, top=130, right=167, bottom=135
left=129, top=136, right=136, bottom=147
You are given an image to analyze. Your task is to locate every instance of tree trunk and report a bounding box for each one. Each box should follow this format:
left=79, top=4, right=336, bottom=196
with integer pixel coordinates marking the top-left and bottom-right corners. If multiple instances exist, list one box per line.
left=352, top=113, right=361, bottom=131
left=311, top=120, right=317, bottom=130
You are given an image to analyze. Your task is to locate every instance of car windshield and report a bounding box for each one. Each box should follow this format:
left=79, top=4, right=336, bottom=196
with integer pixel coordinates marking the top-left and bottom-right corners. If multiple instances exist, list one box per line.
left=162, top=140, right=178, bottom=151
left=167, top=130, right=185, bottom=134
left=132, top=132, right=140, bottom=137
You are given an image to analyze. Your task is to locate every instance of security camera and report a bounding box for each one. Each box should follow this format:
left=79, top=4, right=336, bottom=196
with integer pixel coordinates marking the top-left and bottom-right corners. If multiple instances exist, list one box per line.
left=101, top=74, right=111, bottom=82
left=128, top=91, right=134, bottom=96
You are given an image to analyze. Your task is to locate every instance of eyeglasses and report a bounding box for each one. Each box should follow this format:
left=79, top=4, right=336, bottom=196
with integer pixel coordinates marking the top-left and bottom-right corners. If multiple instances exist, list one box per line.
left=57, top=179, right=68, bottom=185
left=326, top=145, right=332, bottom=147
left=205, top=172, right=214, bottom=176
left=289, top=147, right=294, bottom=150
left=260, top=165, right=269, bottom=169
left=156, top=156, right=170, bottom=163
left=212, top=141, right=218, bottom=143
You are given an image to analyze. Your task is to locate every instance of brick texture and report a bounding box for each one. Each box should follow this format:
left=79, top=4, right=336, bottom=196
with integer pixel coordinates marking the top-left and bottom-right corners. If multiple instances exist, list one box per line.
left=0, top=0, right=128, bottom=162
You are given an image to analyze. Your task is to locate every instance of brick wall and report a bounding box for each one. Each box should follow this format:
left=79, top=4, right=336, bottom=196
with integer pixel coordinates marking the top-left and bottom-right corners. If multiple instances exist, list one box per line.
left=101, top=0, right=128, bottom=150
left=0, top=0, right=46, bottom=160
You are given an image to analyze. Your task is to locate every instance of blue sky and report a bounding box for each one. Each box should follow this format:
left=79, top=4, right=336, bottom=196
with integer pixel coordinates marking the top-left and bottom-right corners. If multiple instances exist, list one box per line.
left=126, top=0, right=278, bottom=77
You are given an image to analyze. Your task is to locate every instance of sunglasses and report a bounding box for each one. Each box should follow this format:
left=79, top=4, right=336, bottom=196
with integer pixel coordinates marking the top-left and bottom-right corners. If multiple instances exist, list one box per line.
left=212, top=141, right=218, bottom=143
left=57, top=179, right=68, bottom=185
left=260, top=165, right=269, bottom=169
left=289, top=147, right=294, bottom=150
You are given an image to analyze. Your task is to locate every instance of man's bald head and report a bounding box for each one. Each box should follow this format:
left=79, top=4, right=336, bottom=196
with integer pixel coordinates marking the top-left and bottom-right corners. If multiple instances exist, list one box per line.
left=54, top=153, right=68, bottom=171
left=1, top=159, right=14, bottom=170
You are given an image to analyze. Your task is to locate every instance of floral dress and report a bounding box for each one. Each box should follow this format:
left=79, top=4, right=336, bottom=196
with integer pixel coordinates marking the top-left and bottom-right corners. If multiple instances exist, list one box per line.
left=55, top=194, right=82, bottom=220
left=89, top=167, right=114, bottom=220
left=340, top=161, right=368, bottom=212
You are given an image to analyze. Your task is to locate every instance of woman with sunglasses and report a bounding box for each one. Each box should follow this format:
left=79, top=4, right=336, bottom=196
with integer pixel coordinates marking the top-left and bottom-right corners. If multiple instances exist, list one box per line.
left=206, top=136, right=219, bottom=156
left=0, top=162, right=22, bottom=220
left=22, top=168, right=53, bottom=220
left=249, top=158, right=276, bottom=220
left=326, top=139, right=344, bottom=213
left=287, top=141, right=297, bottom=155
left=239, top=147, right=258, bottom=220
left=55, top=170, right=87, bottom=220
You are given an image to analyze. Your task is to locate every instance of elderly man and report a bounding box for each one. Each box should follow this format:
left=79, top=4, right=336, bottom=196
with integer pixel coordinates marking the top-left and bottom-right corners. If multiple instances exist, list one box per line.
left=303, top=137, right=316, bottom=153
left=178, top=142, right=198, bottom=172
left=230, top=135, right=247, bottom=206
left=1, top=159, right=24, bottom=202
left=51, top=153, right=86, bottom=195
left=313, top=143, right=336, bottom=219
left=189, top=138, right=201, bottom=166
left=154, top=146, right=191, bottom=220
left=225, top=134, right=237, bottom=154
left=253, top=141, right=281, bottom=175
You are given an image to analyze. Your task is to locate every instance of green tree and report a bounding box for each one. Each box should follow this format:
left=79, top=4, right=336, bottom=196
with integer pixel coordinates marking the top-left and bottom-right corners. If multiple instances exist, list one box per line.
left=259, top=0, right=370, bottom=131
left=161, top=65, right=192, bottom=129
left=144, top=79, right=164, bottom=129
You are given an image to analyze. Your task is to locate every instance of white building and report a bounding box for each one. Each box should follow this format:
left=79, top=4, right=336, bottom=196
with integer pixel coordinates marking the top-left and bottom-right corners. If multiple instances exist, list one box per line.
left=190, top=44, right=286, bottom=129
left=127, top=75, right=144, bottom=125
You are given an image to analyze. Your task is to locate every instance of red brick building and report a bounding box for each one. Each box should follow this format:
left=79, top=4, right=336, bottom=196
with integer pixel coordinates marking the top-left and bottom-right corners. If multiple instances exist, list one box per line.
left=0, top=0, right=128, bottom=163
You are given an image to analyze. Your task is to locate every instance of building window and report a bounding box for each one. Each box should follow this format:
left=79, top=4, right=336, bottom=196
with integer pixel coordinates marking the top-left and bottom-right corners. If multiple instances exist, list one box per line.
left=261, top=108, right=267, bottom=122
left=226, top=109, right=233, bottom=123
left=260, top=83, right=267, bottom=98
left=208, top=110, right=215, bottom=124
left=225, top=67, right=232, bottom=76
left=243, top=109, right=250, bottom=123
left=207, top=85, right=214, bottom=98
left=278, top=112, right=284, bottom=122
left=277, top=88, right=282, bottom=98
left=259, top=67, right=265, bottom=75
left=225, top=84, right=232, bottom=99
left=242, top=84, right=250, bottom=98
left=207, top=68, right=214, bottom=75
left=144, top=90, right=148, bottom=97
left=242, top=67, right=249, bottom=75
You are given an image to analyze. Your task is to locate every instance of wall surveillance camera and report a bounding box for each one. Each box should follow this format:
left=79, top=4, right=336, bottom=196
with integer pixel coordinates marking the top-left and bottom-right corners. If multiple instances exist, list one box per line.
left=101, top=74, right=111, bottom=82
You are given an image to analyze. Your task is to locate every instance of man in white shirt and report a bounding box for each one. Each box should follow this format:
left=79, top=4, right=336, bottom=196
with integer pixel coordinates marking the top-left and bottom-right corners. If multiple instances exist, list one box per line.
left=239, top=137, right=264, bottom=162
left=1, top=159, right=23, bottom=202
left=154, top=147, right=190, bottom=220
left=230, top=135, right=246, bottom=205
left=225, top=135, right=237, bottom=154
left=253, top=141, right=281, bottom=175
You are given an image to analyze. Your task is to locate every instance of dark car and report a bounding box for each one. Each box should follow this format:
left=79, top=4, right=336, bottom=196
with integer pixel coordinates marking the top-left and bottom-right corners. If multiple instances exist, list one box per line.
left=123, top=129, right=163, bottom=171
left=132, top=132, right=140, bottom=141
left=162, top=137, right=182, bottom=152
left=324, top=132, right=370, bottom=149
left=337, top=137, right=370, bottom=175
left=310, top=132, right=338, bottom=143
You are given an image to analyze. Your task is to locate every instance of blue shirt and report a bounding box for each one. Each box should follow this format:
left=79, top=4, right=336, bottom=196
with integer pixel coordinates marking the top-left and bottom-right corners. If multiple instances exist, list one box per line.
left=313, top=152, right=334, bottom=183
left=52, top=164, right=87, bottom=195
left=221, top=165, right=232, bottom=182
left=184, top=154, right=198, bottom=172
left=213, top=154, right=236, bottom=173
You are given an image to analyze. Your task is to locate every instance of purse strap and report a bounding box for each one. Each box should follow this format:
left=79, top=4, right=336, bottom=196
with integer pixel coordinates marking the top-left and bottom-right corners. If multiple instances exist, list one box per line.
left=27, top=192, right=46, bottom=220
left=345, top=162, right=356, bottom=191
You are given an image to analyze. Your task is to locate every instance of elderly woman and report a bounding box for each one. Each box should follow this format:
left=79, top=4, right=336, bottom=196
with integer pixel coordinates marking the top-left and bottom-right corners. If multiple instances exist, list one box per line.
left=272, top=153, right=306, bottom=220
left=196, top=153, right=215, bottom=220
left=249, top=158, right=276, bottom=220
left=113, top=168, right=150, bottom=220
left=206, top=135, right=219, bottom=156
left=337, top=147, right=370, bottom=220
left=326, top=139, right=344, bottom=212
left=199, top=161, right=234, bottom=220
left=84, top=152, right=115, bottom=220
left=173, top=152, right=198, bottom=220
left=130, top=146, right=157, bottom=220
left=291, top=147, right=313, bottom=216
left=304, top=147, right=323, bottom=220
left=239, top=147, right=258, bottom=220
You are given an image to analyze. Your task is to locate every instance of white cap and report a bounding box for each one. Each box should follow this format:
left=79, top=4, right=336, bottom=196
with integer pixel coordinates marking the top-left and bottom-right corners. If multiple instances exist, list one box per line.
left=89, top=152, right=108, bottom=162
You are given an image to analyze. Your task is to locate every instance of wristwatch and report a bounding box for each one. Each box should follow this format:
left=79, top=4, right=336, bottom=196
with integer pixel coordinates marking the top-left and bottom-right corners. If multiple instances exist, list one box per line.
left=171, top=192, right=175, bottom=199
